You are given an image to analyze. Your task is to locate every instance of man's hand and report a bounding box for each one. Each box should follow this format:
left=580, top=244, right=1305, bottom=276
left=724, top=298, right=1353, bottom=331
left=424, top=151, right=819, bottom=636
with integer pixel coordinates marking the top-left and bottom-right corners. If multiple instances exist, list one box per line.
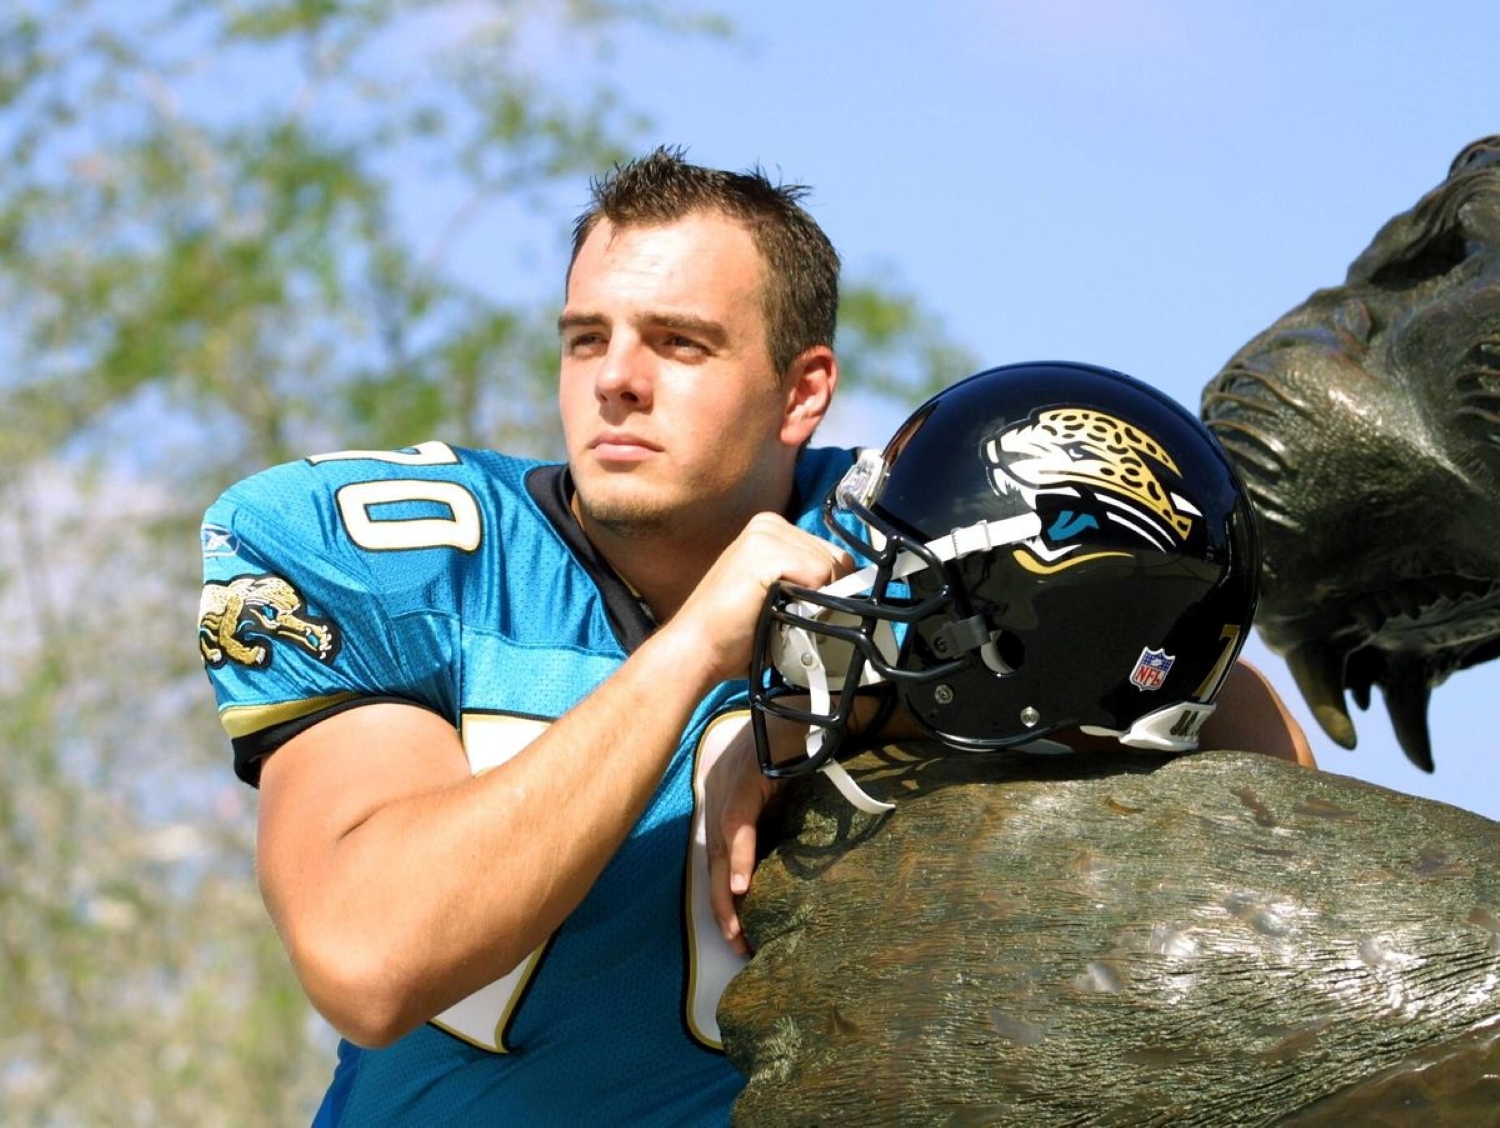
left=686, top=515, right=857, bottom=956
left=703, top=725, right=786, bottom=957
left=663, top=511, right=853, bottom=686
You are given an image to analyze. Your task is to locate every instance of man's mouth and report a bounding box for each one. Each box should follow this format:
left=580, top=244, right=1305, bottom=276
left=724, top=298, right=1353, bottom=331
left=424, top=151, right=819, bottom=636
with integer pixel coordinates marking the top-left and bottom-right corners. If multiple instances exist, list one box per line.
left=590, top=433, right=660, bottom=462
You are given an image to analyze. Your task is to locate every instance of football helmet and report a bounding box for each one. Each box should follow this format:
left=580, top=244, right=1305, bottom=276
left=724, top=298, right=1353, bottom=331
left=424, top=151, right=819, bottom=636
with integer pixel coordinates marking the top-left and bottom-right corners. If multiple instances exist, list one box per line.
left=751, top=360, right=1261, bottom=790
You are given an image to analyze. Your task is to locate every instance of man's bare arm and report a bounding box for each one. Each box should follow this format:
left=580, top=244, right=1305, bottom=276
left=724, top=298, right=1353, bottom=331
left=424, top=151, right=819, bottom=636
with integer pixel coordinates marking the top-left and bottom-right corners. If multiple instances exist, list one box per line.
left=1200, top=659, right=1316, bottom=766
left=257, top=513, right=850, bottom=1048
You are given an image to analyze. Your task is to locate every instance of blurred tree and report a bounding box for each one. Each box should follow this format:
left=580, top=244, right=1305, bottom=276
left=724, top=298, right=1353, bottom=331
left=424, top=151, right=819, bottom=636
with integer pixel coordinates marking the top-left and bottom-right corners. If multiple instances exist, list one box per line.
left=837, top=277, right=977, bottom=404
left=0, top=0, right=972, bottom=1121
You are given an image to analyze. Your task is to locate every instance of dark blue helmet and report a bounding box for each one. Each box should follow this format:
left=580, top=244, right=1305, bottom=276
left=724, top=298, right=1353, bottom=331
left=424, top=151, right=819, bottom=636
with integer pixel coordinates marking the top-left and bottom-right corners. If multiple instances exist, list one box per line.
left=751, top=361, right=1260, bottom=781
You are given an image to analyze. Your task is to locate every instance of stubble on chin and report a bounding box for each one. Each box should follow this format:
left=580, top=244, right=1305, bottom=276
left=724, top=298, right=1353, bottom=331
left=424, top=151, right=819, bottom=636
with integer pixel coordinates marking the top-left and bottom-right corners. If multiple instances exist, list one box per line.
left=572, top=482, right=675, bottom=541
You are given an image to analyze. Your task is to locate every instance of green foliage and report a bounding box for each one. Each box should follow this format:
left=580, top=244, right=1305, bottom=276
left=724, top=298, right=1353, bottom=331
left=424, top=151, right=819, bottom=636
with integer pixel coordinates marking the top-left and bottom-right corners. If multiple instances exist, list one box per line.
left=838, top=278, right=977, bottom=403
left=0, top=0, right=659, bottom=474
left=0, top=0, right=971, bottom=1120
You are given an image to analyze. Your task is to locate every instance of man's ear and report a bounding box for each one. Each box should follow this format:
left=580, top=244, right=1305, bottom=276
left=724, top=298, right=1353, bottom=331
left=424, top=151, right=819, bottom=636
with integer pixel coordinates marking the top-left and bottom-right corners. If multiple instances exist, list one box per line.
left=780, top=345, right=838, bottom=446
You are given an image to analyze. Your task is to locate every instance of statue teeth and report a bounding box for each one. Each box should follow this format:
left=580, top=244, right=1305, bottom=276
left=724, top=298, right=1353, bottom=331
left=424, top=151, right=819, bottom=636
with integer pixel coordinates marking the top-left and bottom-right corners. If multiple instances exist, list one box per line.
left=1286, top=640, right=1356, bottom=749
left=1381, top=652, right=1435, bottom=772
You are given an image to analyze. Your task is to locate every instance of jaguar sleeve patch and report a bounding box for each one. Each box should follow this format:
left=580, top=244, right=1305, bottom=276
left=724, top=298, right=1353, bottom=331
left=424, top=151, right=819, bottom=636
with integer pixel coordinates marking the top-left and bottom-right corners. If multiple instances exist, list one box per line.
left=198, top=574, right=341, bottom=669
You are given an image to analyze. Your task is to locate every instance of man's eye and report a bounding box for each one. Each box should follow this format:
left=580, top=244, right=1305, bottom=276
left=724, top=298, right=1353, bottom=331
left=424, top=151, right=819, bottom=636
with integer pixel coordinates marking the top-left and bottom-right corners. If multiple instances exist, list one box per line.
left=565, top=333, right=606, bottom=355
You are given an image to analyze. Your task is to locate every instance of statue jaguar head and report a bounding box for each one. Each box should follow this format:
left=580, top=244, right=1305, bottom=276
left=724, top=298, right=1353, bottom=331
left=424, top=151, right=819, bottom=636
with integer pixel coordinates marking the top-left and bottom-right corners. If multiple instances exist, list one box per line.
left=1201, top=136, right=1500, bottom=771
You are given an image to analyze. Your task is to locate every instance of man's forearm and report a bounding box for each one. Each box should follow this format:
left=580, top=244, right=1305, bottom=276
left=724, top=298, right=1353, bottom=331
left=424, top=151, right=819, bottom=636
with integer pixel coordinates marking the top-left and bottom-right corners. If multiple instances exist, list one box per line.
left=257, top=623, right=722, bottom=1046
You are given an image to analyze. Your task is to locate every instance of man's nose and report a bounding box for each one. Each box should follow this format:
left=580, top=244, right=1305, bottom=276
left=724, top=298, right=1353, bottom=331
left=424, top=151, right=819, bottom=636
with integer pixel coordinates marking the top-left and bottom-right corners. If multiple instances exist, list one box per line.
left=595, top=339, right=653, bottom=408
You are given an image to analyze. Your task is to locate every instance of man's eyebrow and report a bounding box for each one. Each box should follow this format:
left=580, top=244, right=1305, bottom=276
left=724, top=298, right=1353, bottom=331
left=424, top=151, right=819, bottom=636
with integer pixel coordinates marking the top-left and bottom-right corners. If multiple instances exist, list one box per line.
left=557, top=311, right=607, bottom=335
left=557, top=310, right=728, bottom=345
left=639, top=313, right=729, bottom=349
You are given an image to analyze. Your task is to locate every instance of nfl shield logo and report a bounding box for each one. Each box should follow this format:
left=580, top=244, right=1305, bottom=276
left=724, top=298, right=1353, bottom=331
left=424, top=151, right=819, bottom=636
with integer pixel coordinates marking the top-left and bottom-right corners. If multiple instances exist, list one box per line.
left=1130, top=647, right=1174, bottom=691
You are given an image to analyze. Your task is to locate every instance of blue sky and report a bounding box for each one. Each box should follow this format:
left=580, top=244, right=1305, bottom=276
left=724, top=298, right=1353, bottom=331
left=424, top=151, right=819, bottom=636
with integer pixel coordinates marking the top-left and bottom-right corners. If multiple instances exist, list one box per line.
left=384, top=1, right=1500, bottom=817
left=574, top=2, right=1500, bottom=817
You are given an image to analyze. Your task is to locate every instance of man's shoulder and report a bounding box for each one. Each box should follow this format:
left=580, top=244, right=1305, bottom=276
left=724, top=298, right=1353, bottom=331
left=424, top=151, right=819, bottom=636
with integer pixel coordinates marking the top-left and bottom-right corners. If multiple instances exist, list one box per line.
left=792, top=445, right=857, bottom=528
left=795, top=445, right=856, bottom=492
left=799, top=444, right=857, bottom=471
left=223, top=440, right=540, bottom=494
left=203, top=443, right=566, bottom=585
left=210, top=442, right=553, bottom=525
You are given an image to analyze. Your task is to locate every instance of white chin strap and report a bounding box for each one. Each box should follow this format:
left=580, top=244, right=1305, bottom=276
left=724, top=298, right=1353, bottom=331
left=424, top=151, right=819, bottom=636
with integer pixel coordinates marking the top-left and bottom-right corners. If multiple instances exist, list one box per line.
left=772, top=512, right=1044, bottom=814
left=819, top=759, right=897, bottom=814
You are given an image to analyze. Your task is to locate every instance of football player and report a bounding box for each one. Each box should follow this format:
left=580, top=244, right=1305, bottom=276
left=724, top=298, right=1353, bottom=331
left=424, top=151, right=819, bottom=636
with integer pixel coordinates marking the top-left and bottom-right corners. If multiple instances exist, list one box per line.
left=199, top=149, right=1310, bottom=1125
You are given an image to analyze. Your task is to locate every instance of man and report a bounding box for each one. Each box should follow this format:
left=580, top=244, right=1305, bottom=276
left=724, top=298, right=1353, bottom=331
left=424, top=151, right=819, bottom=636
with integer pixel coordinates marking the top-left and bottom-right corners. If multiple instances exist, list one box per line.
left=198, top=147, right=1311, bottom=1124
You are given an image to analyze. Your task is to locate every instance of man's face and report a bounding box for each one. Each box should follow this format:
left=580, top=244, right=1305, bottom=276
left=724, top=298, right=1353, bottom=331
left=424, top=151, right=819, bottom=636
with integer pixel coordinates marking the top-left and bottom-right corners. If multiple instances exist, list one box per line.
left=559, top=212, right=797, bottom=540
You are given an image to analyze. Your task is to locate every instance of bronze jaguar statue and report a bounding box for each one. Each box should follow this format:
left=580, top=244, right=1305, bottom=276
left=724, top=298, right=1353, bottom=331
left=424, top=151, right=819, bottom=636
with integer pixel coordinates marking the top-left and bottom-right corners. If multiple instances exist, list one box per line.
left=1201, top=135, right=1500, bottom=771
left=721, top=746, right=1500, bottom=1125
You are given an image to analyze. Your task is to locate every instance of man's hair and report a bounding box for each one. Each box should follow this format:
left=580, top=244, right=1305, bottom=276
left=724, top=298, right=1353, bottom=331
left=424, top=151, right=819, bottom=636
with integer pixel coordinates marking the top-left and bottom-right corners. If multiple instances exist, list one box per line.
left=569, top=145, right=840, bottom=379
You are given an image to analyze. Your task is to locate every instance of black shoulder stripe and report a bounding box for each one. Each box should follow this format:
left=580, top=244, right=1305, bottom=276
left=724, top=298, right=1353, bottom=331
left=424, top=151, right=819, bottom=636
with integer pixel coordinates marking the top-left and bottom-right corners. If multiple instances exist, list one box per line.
left=234, top=695, right=438, bottom=787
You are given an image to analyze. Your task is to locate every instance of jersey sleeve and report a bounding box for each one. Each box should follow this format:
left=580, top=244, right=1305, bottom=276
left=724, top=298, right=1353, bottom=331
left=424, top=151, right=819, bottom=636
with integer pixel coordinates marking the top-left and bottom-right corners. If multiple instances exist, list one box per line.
left=198, top=452, right=464, bottom=785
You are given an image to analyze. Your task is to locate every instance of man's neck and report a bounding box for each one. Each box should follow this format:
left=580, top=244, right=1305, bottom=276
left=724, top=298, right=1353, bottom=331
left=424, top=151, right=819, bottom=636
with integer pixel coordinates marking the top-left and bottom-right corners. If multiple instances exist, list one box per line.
left=567, top=497, right=729, bottom=626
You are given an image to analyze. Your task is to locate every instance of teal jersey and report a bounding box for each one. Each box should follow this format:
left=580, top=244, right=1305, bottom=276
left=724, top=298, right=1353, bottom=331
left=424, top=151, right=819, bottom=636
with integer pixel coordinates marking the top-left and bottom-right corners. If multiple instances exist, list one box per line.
left=198, top=441, right=854, bottom=1126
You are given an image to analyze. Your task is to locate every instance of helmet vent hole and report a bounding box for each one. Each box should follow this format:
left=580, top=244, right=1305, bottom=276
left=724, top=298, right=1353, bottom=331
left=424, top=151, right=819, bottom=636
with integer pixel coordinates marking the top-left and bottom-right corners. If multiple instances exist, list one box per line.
left=980, top=630, right=1024, bottom=676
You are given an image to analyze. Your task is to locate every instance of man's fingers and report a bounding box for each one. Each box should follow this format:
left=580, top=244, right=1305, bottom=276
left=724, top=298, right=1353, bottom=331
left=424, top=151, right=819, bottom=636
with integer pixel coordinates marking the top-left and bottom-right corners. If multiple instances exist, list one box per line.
left=706, top=759, right=783, bottom=957
left=741, top=512, right=853, bottom=592
left=728, top=819, right=756, bottom=897
left=706, top=830, right=749, bottom=956
left=669, top=514, right=855, bottom=684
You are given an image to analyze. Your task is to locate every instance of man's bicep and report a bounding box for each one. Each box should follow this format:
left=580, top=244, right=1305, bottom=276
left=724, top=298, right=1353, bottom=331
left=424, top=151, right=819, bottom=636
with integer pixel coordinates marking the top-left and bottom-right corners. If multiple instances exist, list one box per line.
left=1204, top=660, right=1317, bottom=767
left=256, top=702, right=470, bottom=917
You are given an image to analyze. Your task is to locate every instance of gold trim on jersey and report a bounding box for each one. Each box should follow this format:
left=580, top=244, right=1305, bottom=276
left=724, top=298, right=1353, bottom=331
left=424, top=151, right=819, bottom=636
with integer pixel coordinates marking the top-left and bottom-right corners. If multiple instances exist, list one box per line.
left=218, top=692, right=362, bottom=739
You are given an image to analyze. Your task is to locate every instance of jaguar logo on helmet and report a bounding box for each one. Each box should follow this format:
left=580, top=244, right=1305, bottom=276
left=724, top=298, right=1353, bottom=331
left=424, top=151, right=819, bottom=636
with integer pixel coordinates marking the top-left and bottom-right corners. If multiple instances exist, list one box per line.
left=985, top=407, right=1202, bottom=572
